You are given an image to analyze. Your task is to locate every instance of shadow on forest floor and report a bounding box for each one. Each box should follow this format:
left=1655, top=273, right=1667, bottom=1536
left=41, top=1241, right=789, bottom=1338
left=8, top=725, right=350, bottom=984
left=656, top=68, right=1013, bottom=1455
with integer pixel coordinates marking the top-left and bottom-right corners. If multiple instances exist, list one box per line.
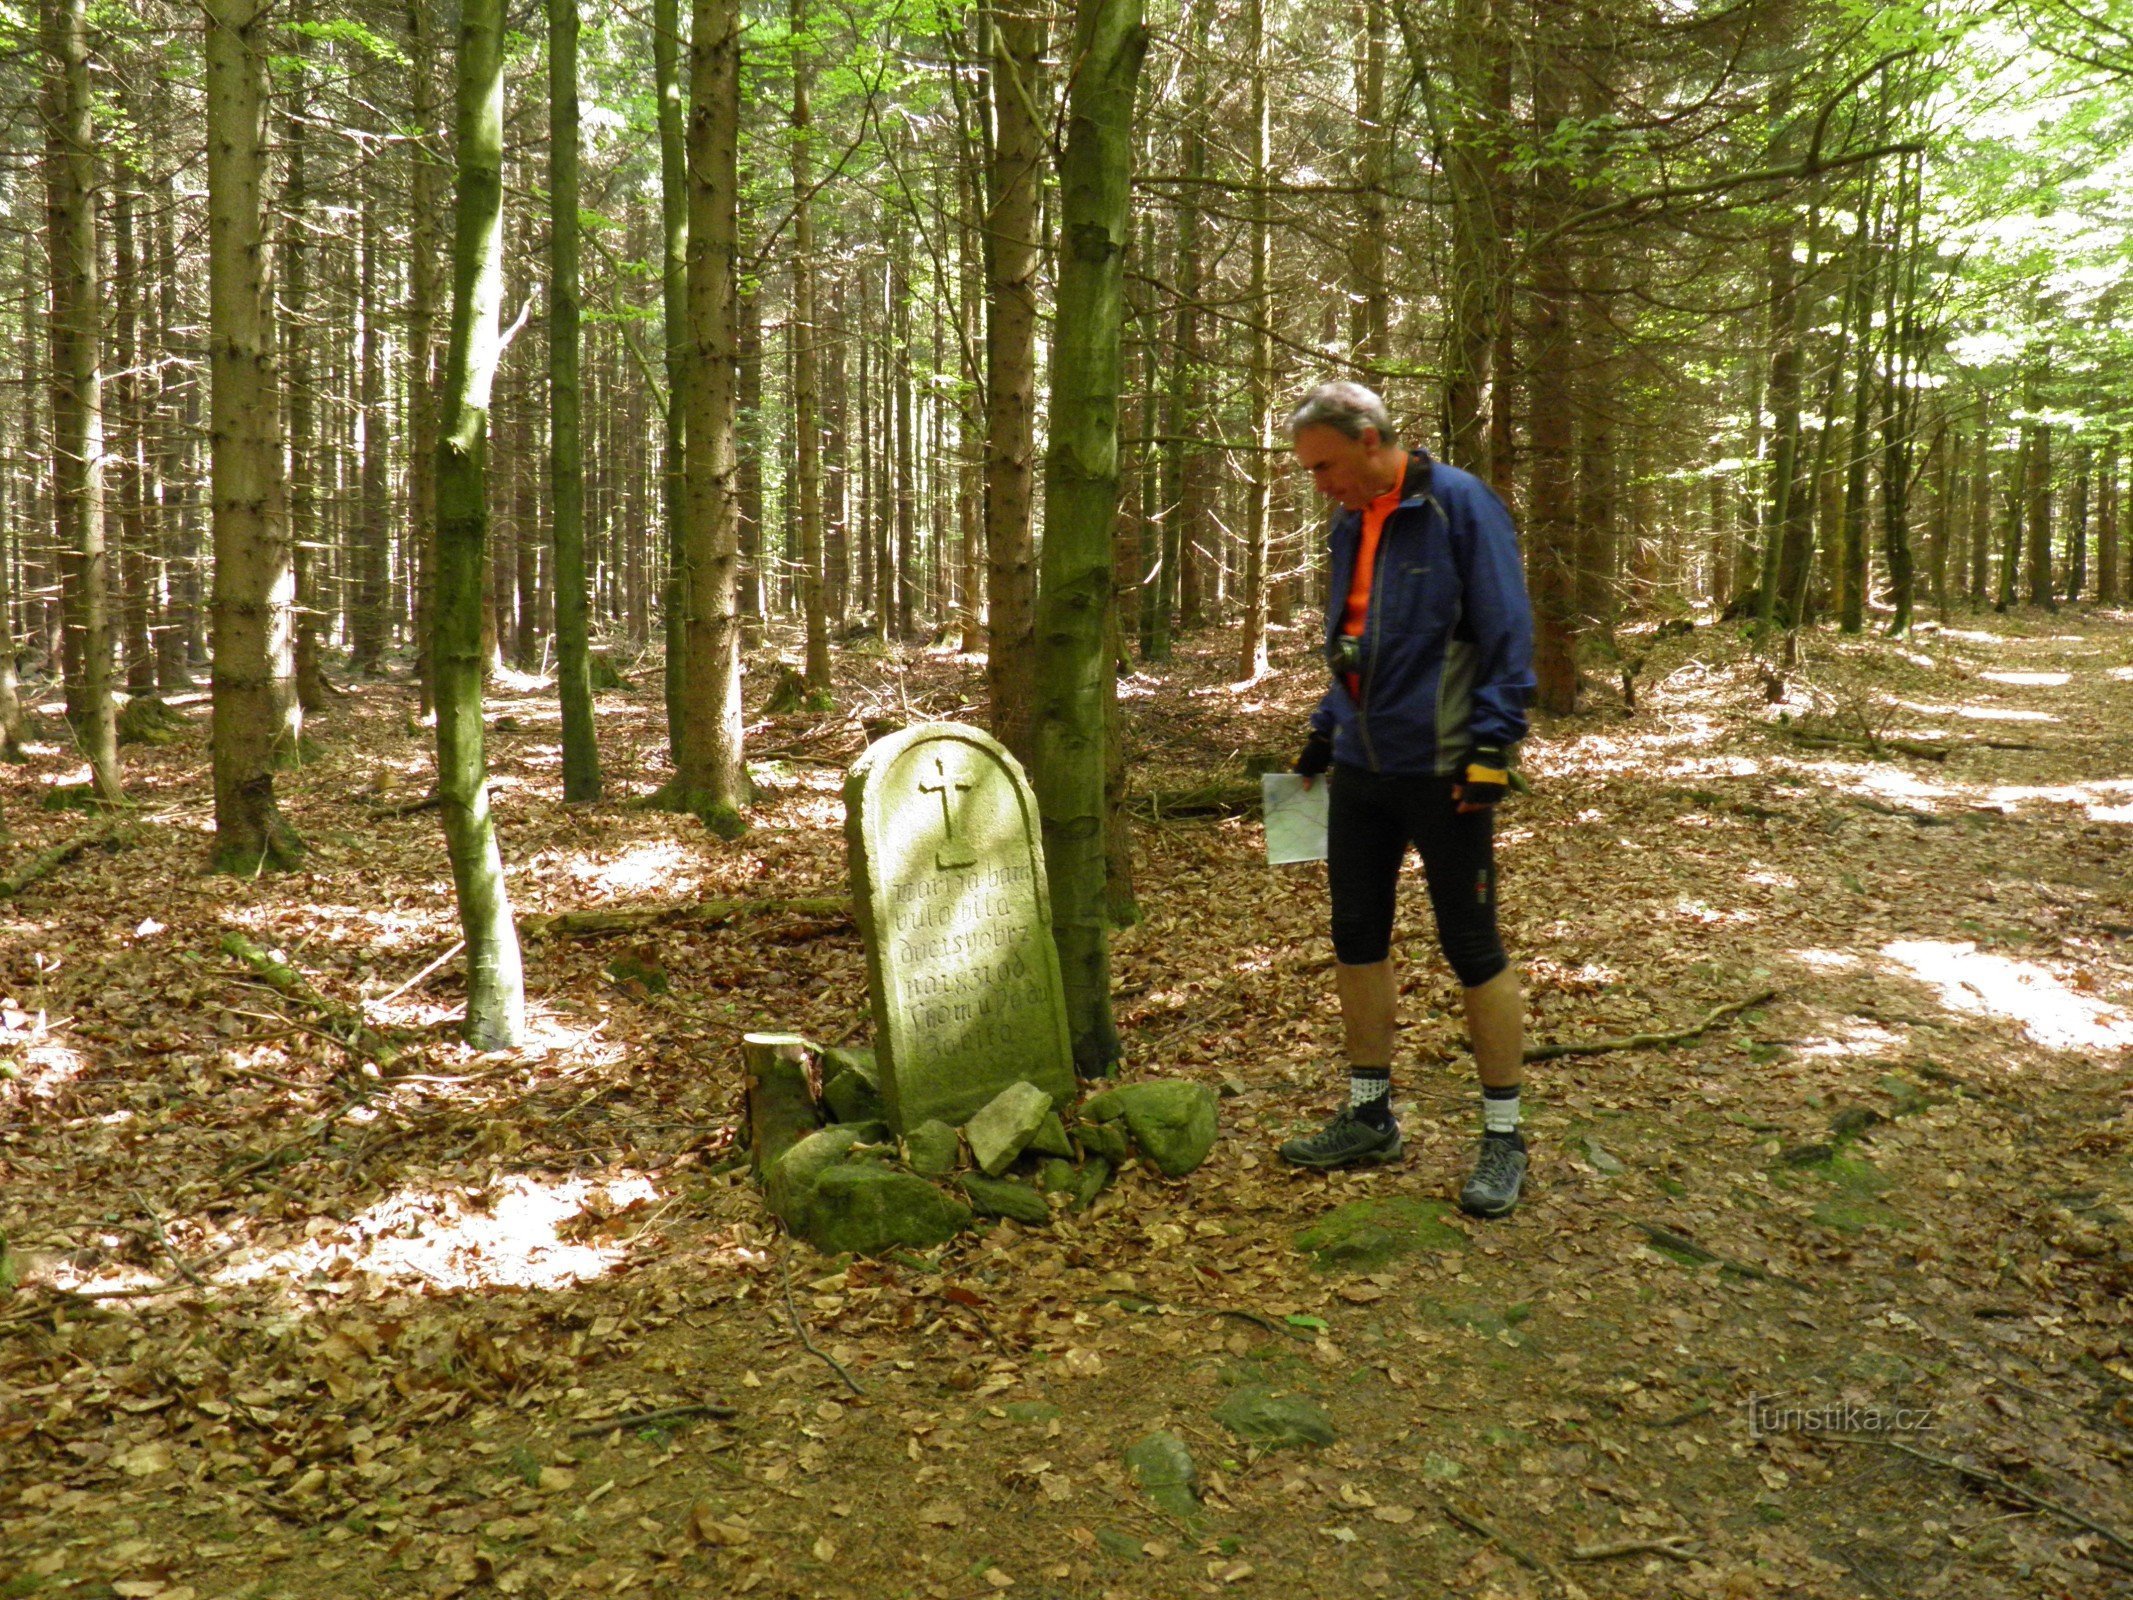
left=3, top=610, right=2130, bottom=1599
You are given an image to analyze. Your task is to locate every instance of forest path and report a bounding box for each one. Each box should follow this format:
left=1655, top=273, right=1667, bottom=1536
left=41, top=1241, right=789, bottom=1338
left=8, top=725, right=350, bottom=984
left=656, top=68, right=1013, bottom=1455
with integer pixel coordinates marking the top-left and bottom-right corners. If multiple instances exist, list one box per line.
left=1, top=615, right=2128, bottom=1599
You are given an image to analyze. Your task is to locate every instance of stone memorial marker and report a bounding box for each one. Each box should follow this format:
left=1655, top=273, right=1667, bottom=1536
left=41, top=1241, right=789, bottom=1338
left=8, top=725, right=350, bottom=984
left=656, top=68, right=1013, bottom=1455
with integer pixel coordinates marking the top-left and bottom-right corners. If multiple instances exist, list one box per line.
left=845, top=722, right=1076, bottom=1131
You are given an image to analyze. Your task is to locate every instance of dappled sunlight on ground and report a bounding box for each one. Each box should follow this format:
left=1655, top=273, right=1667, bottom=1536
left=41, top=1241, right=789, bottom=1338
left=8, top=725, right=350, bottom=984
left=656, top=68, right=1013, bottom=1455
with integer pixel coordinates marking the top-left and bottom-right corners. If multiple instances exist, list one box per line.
left=1797, top=1018, right=1907, bottom=1059
left=1891, top=698, right=2058, bottom=722
left=1979, top=670, right=2072, bottom=686
left=1882, top=938, right=2133, bottom=1054
left=1788, top=947, right=1861, bottom=970
left=212, top=1172, right=665, bottom=1295
left=558, top=838, right=696, bottom=897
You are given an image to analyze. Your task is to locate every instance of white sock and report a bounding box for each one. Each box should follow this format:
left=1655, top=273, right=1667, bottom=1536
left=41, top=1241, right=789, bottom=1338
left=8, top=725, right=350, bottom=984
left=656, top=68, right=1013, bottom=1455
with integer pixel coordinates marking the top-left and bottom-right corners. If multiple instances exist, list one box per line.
left=1482, top=1086, right=1521, bottom=1136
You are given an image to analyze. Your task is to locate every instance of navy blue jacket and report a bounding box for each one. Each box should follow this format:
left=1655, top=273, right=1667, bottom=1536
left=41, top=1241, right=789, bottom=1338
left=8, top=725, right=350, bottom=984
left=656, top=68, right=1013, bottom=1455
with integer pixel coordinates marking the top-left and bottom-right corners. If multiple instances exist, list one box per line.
left=1308, top=450, right=1535, bottom=776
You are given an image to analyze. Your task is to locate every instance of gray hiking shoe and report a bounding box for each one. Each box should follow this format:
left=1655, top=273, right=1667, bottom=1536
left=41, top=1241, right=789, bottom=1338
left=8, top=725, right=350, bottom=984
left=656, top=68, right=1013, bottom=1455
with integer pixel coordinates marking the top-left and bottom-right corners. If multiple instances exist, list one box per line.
left=1279, top=1108, right=1403, bottom=1170
left=1460, top=1134, right=1528, bottom=1218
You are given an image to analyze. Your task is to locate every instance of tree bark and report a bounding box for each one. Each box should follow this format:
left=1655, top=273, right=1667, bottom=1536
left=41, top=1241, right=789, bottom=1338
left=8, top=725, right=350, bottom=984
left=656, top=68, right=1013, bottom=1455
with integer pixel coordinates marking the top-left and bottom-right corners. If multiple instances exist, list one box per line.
left=654, top=0, right=690, bottom=761
left=354, top=183, right=392, bottom=672
left=790, top=0, right=834, bottom=700
left=206, top=0, right=305, bottom=863
left=667, top=0, right=748, bottom=837
left=1034, top=0, right=1145, bottom=1080
left=431, top=0, right=525, bottom=1047
left=1524, top=6, right=1577, bottom=715
left=44, top=0, right=120, bottom=801
left=985, top=2, right=1043, bottom=759
left=551, top=0, right=601, bottom=800
left=1236, top=0, right=1272, bottom=681
left=406, top=0, right=445, bottom=717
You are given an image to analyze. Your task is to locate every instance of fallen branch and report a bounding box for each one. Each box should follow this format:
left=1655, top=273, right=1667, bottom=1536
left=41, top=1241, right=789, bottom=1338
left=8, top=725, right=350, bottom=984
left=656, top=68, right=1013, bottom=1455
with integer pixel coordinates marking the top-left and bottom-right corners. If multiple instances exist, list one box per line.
left=1570, top=1535, right=1698, bottom=1562
left=518, top=895, right=849, bottom=940
left=1129, top=780, right=1261, bottom=819
left=1851, top=1436, right=2133, bottom=1557
left=567, top=1400, right=738, bottom=1439
left=1524, top=988, right=1777, bottom=1063
left=220, top=932, right=403, bottom=1069
left=1778, top=726, right=1950, bottom=761
left=0, top=820, right=129, bottom=898
left=360, top=788, right=444, bottom=816
left=1439, top=1496, right=1568, bottom=1588
left=779, top=1234, right=864, bottom=1397
left=1626, top=1219, right=1813, bottom=1292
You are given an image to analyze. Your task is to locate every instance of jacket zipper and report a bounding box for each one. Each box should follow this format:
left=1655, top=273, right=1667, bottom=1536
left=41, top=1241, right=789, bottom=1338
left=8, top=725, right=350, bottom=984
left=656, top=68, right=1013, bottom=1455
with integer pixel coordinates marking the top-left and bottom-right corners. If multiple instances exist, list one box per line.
left=1357, top=507, right=1392, bottom=773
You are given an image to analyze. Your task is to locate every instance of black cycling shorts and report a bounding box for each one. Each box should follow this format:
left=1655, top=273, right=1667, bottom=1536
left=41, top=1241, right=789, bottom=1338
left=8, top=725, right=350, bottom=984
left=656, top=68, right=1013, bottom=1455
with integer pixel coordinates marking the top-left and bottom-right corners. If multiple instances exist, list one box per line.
left=1325, top=763, right=1507, bottom=986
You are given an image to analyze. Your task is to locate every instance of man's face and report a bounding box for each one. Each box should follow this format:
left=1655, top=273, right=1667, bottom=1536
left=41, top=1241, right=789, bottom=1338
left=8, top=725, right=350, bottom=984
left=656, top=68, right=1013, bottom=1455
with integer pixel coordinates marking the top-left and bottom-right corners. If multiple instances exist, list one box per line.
left=1293, top=423, right=1384, bottom=512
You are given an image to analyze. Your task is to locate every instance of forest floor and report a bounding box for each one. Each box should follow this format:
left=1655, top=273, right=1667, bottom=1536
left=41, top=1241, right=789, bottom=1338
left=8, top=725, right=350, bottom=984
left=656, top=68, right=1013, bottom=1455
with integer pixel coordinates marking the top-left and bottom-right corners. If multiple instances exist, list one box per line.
left=2, top=608, right=2130, bottom=1600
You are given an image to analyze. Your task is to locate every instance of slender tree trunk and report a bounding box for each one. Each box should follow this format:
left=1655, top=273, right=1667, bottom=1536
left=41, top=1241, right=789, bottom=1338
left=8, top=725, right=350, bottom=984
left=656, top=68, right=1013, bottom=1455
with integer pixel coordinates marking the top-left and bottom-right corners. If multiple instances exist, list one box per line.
left=112, top=176, right=156, bottom=695
left=432, top=0, right=525, bottom=1047
left=655, top=0, right=690, bottom=760
left=985, top=1, right=1043, bottom=760
left=354, top=182, right=392, bottom=672
left=551, top=0, right=601, bottom=799
left=1524, top=9, right=1577, bottom=714
left=1968, top=409, right=1991, bottom=608
left=44, top=0, right=119, bottom=799
left=1035, top=0, right=1145, bottom=1080
left=2097, top=431, right=2118, bottom=605
left=790, top=0, right=833, bottom=700
left=283, top=6, right=331, bottom=710
left=1348, top=0, right=1389, bottom=370
left=1996, top=432, right=2024, bottom=611
left=737, top=281, right=763, bottom=638
left=205, top=0, right=305, bottom=863
left=1236, top=0, right=1272, bottom=682
left=2066, top=437, right=2089, bottom=604
left=2023, top=374, right=2053, bottom=609
left=667, top=0, right=747, bottom=836
left=407, top=0, right=444, bottom=716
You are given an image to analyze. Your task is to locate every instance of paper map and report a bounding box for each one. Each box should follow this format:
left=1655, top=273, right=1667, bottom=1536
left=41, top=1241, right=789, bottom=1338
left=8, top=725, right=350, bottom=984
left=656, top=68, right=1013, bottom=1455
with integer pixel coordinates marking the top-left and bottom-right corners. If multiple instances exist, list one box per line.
left=1261, top=772, right=1329, bottom=865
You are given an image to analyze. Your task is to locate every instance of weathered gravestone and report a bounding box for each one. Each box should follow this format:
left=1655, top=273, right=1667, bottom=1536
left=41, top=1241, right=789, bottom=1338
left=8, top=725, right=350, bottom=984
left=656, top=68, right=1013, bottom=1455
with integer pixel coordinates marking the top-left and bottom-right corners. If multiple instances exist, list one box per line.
left=845, top=722, right=1077, bottom=1131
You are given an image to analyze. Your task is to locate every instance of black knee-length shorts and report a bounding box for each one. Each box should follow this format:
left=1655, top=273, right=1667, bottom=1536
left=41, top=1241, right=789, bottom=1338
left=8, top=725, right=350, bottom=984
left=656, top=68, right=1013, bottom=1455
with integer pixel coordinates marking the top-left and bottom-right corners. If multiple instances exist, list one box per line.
left=1325, top=763, right=1508, bottom=986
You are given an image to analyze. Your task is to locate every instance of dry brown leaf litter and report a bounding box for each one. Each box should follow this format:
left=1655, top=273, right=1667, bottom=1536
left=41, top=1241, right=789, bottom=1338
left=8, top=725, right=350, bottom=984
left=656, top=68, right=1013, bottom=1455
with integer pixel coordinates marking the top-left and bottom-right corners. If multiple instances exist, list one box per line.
left=1, top=613, right=2129, bottom=1600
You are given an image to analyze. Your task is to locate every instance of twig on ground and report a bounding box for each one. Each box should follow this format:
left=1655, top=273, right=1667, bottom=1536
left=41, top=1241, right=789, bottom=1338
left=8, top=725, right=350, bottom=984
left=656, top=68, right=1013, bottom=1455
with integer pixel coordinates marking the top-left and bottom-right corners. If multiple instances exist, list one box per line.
left=0, top=820, right=130, bottom=897
left=221, top=932, right=404, bottom=1068
left=518, top=896, right=849, bottom=940
left=1439, top=1496, right=1569, bottom=1588
left=1625, top=1219, right=1813, bottom=1291
left=567, top=1401, right=738, bottom=1438
left=779, top=1235, right=864, bottom=1396
left=1850, top=1436, right=2133, bottom=1556
left=1569, top=1535, right=1699, bottom=1562
left=371, top=940, right=465, bottom=1007
left=1525, top=988, right=1777, bottom=1062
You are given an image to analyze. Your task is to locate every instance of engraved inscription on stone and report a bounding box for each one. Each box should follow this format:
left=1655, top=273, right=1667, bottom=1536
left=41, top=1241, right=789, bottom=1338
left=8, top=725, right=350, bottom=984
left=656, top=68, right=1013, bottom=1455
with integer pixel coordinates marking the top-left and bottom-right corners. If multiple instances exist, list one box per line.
left=845, top=723, right=1075, bottom=1132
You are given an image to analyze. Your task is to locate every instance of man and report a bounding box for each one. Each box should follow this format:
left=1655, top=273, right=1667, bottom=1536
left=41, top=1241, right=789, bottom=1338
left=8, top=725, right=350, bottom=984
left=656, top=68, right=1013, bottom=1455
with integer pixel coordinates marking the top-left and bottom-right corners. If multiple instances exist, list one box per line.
left=1279, top=380, right=1536, bottom=1219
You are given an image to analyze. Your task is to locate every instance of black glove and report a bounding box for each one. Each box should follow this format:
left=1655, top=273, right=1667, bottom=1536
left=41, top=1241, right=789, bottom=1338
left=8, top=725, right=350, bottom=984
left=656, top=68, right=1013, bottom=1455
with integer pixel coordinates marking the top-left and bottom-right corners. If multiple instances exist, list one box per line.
left=1456, top=745, right=1511, bottom=810
left=1296, top=727, right=1334, bottom=779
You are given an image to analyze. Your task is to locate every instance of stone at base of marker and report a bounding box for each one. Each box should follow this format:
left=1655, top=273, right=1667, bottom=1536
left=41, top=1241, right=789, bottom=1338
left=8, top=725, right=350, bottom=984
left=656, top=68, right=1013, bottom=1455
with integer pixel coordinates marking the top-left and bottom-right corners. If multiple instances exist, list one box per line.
left=1080, top=1081, right=1219, bottom=1177
left=965, top=1081, right=1054, bottom=1176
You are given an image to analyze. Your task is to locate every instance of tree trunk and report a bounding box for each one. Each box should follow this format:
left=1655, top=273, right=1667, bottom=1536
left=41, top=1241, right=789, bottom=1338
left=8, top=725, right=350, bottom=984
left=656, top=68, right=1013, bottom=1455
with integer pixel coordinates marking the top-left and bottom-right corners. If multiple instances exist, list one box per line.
left=2066, top=437, right=2089, bottom=604
left=2097, top=431, right=2119, bottom=605
left=45, top=0, right=120, bottom=800
left=655, top=0, right=690, bottom=761
left=984, top=1, right=1044, bottom=760
left=2023, top=383, right=2053, bottom=610
left=1034, top=0, right=1145, bottom=1081
left=1235, top=0, right=1271, bottom=681
left=1524, top=9, right=1577, bottom=715
left=551, top=0, right=601, bottom=800
left=283, top=6, right=332, bottom=710
left=206, top=0, right=307, bottom=863
left=667, top=0, right=748, bottom=837
left=737, top=281, right=764, bottom=637
left=112, top=174, right=156, bottom=695
left=1348, top=0, right=1389, bottom=371
left=791, top=0, right=833, bottom=700
left=406, top=0, right=444, bottom=717
left=431, top=0, right=525, bottom=1047
left=354, top=180, right=392, bottom=672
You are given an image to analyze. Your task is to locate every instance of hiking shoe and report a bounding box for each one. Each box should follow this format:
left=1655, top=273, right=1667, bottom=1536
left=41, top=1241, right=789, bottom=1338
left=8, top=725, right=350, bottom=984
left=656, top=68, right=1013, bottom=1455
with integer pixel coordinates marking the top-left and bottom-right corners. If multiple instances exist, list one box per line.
left=1460, top=1134, right=1528, bottom=1218
left=1279, top=1108, right=1403, bottom=1170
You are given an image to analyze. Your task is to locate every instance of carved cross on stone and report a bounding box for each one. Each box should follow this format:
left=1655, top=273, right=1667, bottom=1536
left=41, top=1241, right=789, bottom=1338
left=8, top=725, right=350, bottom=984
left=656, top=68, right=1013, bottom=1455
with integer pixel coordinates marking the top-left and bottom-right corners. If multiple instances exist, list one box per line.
left=919, top=757, right=977, bottom=869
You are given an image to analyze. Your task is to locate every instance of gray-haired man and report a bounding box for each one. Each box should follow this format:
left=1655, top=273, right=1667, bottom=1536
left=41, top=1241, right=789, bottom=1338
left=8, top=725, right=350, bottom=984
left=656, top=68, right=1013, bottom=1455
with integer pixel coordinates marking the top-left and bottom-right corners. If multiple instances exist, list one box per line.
left=1281, top=381, right=1537, bottom=1218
